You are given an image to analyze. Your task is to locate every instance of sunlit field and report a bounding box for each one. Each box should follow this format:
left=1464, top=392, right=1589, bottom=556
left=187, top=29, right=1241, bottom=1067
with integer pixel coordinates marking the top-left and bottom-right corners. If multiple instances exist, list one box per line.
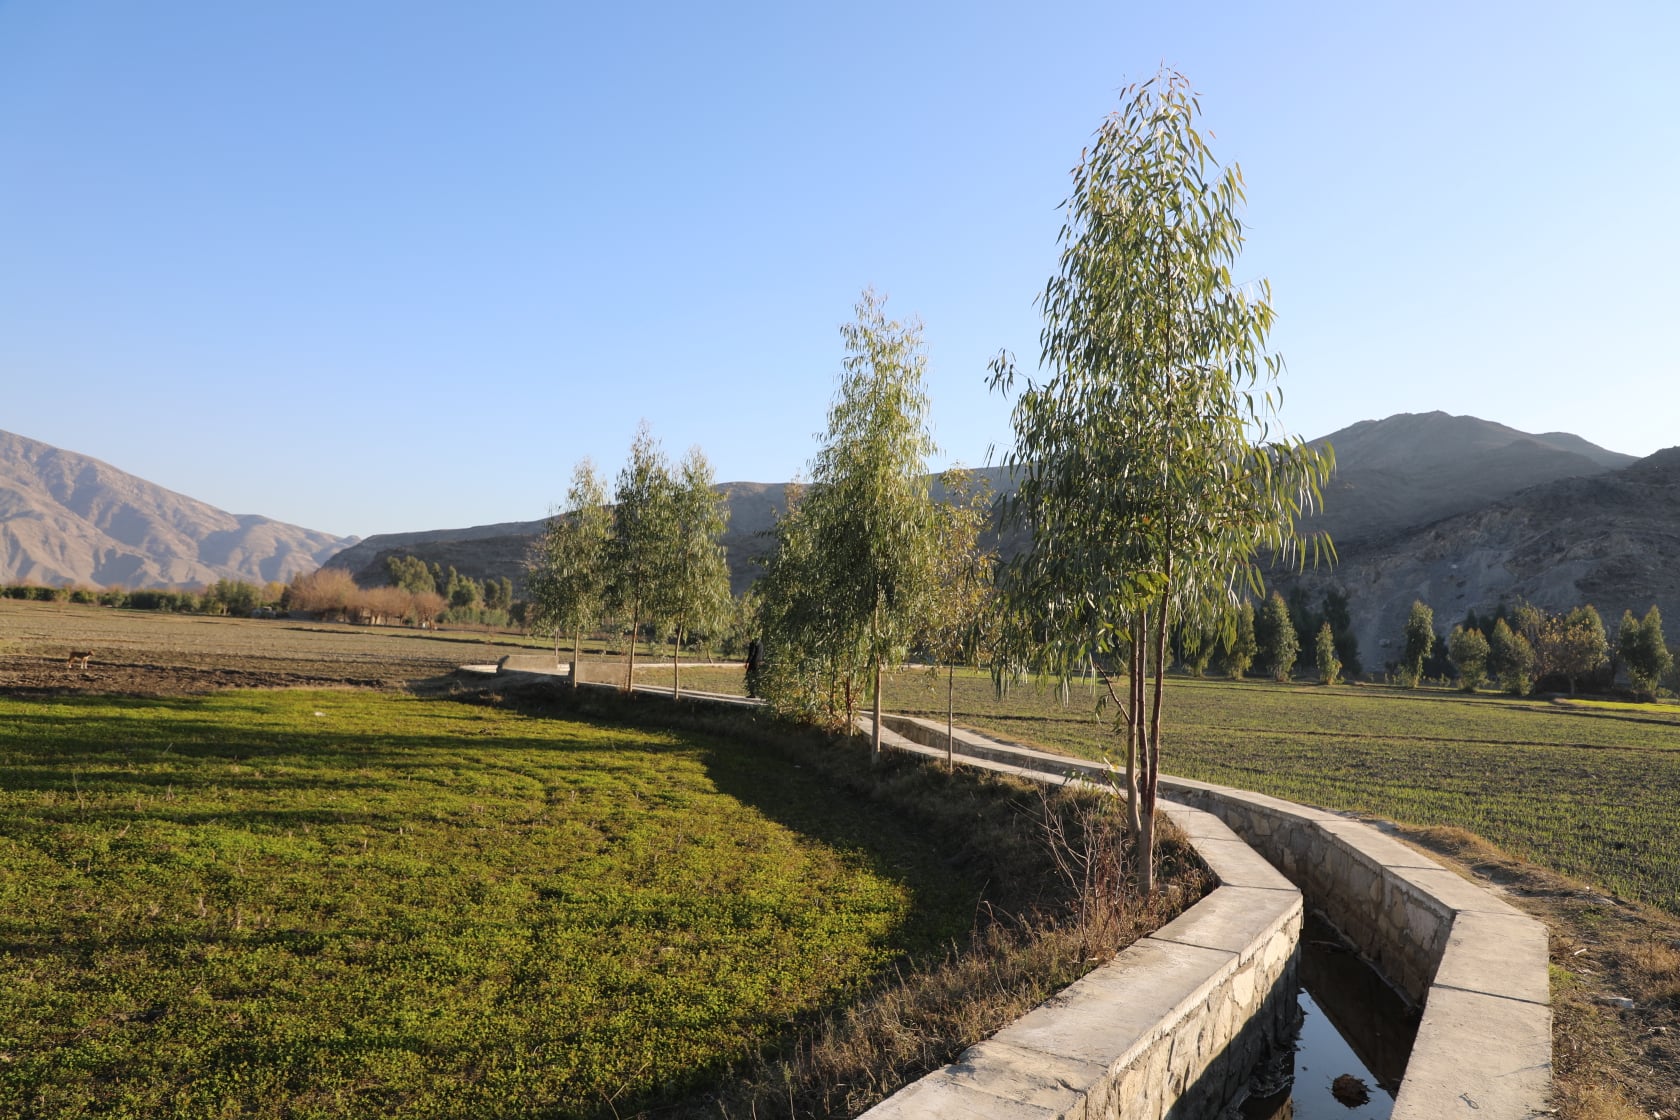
left=0, top=689, right=980, bottom=1118
left=660, top=662, right=1680, bottom=915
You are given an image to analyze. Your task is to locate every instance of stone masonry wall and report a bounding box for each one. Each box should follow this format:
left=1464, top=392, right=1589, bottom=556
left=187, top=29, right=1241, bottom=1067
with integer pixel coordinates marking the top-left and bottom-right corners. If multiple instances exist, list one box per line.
left=861, top=719, right=1302, bottom=1119
left=876, top=714, right=1552, bottom=1120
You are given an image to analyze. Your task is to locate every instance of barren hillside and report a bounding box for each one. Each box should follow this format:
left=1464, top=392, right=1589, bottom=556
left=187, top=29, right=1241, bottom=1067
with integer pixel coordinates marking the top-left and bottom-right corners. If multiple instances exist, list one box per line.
left=0, top=430, right=354, bottom=589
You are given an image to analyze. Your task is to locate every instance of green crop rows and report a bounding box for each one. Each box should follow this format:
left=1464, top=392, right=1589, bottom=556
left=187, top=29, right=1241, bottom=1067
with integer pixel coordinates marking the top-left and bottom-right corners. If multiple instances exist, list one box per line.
left=0, top=691, right=980, bottom=1118
left=881, top=670, right=1680, bottom=915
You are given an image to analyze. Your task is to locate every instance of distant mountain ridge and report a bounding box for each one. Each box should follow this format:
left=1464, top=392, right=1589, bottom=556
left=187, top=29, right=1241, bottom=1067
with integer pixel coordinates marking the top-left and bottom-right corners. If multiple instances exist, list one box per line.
left=1302, top=411, right=1638, bottom=545
left=8, top=415, right=1671, bottom=684
left=0, top=429, right=355, bottom=589
left=1276, top=414, right=1672, bottom=667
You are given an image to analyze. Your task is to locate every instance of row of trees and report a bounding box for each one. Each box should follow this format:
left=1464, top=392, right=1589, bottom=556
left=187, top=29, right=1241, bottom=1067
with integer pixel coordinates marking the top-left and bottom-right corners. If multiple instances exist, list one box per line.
left=286, top=568, right=450, bottom=626
left=1401, top=597, right=1674, bottom=699
left=524, top=427, right=733, bottom=696
left=752, top=74, right=1331, bottom=898
left=384, top=556, right=516, bottom=616
left=2, top=579, right=288, bottom=615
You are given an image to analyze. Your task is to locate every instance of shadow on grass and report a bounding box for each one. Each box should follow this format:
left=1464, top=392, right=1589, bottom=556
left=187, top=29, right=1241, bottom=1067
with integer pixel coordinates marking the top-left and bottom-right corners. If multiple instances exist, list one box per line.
left=0, top=685, right=1044, bottom=1120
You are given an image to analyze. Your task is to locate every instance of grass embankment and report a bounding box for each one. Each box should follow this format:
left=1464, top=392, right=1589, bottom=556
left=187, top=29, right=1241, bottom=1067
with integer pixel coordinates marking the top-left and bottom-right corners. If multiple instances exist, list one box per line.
left=657, top=662, right=1680, bottom=911
left=0, top=684, right=1205, bottom=1118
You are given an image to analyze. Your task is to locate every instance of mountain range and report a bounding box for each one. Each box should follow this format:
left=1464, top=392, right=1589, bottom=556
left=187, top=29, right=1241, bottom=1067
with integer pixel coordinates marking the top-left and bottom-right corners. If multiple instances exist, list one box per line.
left=3, top=415, right=1675, bottom=678
left=0, top=430, right=355, bottom=589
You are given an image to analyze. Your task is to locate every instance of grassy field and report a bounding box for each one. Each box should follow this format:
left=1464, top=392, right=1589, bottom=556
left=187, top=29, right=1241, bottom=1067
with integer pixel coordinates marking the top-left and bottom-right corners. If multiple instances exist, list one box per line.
left=659, top=662, right=1680, bottom=916
left=0, top=688, right=991, bottom=1118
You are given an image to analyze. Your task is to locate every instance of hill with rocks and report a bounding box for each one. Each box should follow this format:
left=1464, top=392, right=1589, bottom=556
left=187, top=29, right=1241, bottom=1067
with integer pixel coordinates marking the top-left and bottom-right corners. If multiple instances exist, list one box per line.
left=1266, top=414, right=1666, bottom=670
left=0, top=429, right=355, bottom=589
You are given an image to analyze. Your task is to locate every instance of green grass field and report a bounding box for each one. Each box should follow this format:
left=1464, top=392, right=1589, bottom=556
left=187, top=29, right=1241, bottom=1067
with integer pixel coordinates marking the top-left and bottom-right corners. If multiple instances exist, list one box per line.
left=0, top=690, right=984, bottom=1119
left=891, top=670, right=1680, bottom=915
left=658, top=663, right=1680, bottom=915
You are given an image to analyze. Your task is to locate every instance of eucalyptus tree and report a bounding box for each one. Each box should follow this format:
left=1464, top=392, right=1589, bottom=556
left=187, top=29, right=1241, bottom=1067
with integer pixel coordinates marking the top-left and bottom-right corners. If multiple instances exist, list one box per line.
left=1620, top=606, right=1673, bottom=700
left=756, top=483, right=852, bottom=722
left=758, top=291, right=941, bottom=755
left=1258, top=591, right=1300, bottom=682
left=988, top=70, right=1332, bottom=894
left=920, top=467, right=999, bottom=768
left=1447, top=624, right=1490, bottom=692
left=1315, top=622, right=1342, bottom=685
left=525, top=458, right=611, bottom=687
left=607, top=424, right=678, bottom=691
left=662, top=446, right=731, bottom=699
left=1398, top=600, right=1435, bottom=687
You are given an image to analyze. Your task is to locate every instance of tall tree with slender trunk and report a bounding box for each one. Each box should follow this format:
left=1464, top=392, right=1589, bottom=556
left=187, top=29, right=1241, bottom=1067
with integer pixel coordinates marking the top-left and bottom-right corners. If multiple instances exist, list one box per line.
left=920, top=467, right=998, bottom=769
left=525, top=459, right=611, bottom=688
left=606, top=424, right=678, bottom=692
left=804, top=289, right=939, bottom=762
left=989, top=70, right=1332, bottom=895
left=663, top=446, right=731, bottom=700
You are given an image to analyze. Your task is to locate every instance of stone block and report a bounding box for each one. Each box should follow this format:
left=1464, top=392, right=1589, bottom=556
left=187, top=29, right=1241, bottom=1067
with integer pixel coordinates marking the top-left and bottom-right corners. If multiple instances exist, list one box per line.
left=1392, top=985, right=1552, bottom=1120
left=1149, top=886, right=1300, bottom=958
left=1431, top=911, right=1550, bottom=1005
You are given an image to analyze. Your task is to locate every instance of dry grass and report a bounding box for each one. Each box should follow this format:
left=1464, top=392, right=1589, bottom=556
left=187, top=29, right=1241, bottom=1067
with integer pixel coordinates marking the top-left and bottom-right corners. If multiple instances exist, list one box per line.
left=1393, top=823, right=1680, bottom=1120
left=697, top=808, right=1210, bottom=1118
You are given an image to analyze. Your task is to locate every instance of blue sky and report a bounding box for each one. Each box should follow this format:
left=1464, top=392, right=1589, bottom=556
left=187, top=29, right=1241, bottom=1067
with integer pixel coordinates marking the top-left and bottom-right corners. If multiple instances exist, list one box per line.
left=2, top=1, right=1675, bottom=538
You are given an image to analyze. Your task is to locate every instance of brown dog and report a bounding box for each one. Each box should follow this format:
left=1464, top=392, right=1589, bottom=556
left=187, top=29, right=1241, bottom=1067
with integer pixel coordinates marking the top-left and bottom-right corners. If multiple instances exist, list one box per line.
left=67, top=650, right=92, bottom=669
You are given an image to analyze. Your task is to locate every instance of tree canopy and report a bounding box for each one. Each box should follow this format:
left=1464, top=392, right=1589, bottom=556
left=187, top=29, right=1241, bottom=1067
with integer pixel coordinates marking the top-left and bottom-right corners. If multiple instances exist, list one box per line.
left=988, top=69, right=1332, bottom=893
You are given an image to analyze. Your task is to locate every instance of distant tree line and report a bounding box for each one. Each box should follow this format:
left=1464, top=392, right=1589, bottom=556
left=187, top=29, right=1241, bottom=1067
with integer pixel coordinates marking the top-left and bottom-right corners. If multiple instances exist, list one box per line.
left=3, top=579, right=288, bottom=615
left=1398, top=596, right=1675, bottom=700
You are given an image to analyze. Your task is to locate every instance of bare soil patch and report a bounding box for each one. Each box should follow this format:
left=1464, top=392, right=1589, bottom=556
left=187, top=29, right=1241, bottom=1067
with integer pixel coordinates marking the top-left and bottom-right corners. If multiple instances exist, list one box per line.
left=0, top=599, right=515, bottom=695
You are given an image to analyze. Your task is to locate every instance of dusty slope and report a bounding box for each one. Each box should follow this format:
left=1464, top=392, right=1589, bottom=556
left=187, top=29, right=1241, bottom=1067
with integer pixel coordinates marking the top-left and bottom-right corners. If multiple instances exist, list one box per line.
left=1302, top=411, right=1636, bottom=545
left=0, top=430, right=355, bottom=589
left=1281, top=446, right=1680, bottom=669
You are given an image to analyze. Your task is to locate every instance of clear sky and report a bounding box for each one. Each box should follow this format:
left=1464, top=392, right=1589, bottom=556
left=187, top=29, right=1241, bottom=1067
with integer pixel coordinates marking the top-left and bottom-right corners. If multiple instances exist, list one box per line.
left=2, top=1, right=1675, bottom=538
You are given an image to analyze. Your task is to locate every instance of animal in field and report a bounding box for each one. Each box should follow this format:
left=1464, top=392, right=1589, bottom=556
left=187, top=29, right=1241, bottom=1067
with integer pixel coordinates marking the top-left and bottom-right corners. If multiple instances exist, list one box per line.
left=67, top=650, right=92, bottom=669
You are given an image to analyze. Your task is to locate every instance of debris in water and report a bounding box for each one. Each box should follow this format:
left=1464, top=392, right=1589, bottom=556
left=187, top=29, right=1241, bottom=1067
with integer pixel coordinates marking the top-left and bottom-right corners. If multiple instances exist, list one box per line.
left=1331, top=1073, right=1371, bottom=1107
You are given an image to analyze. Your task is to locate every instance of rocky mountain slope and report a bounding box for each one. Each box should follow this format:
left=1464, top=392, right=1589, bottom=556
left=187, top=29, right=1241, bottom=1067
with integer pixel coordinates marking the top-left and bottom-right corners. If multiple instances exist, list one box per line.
left=1302, top=411, right=1637, bottom=545
left=0, top=430, right=355, bottom=589
left=1279, top=433, right=1677, bottom=670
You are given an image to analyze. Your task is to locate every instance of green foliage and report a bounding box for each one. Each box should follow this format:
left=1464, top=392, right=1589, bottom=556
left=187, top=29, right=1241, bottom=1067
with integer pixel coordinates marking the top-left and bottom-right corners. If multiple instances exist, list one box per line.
left=384, top=554, right=438, bottom=596
left=526, top=459, right=612, bottom=674
left=987, top=69, right=1332, bottom=892
left=1224, top=598, right=1257, bottom=680
left=1256, top=591, right=1299, bottom=682
left=758, top=290, right=940, bottom=742
left=1489, top=617, right=1536, bottom=695
left=1448, top=624, right=1490, bottom=692
left=1398, top=599, right=1434, bottom=687
left=920, top=467, right=998, bottom=671
left=1315, top=621, right=1342, bottom=685
left=1549, top=604, right=1609, bottom=694
left=1322, top=587, right=1361, bottom=678
left=1620, top=605, right=1673, bottom=700
left=661, top=446, right=732, bottom=690
left=607, top=424, right=680, bottom=687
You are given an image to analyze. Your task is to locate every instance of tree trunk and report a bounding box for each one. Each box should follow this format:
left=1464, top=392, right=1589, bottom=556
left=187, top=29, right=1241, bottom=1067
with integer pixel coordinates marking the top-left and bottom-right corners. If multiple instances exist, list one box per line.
left=1141, top=574, right=1173, bottom=900
left=1126, top=613, right=1143, bottom=836
left=624, top=606, right=639, bottom=692
left=1137, top=801, right=1157, bottom=899
left=672, top=624, right=682, bottom=700
left=871, top=657, right=883, bottom=765
left=946, top=663, right=955, bottom=772
left=571, top=627, right=582, bottom=690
